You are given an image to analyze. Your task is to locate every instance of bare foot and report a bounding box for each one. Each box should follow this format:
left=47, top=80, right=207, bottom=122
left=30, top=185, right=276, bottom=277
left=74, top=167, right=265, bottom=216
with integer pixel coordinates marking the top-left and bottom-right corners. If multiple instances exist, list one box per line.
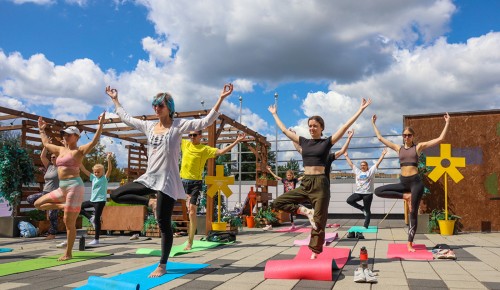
left=310, top=253, right=318, bottom=259
left=45, top=234, right=56, bottom=240
left=148, top=264, right=167, bottom=278
left=403, top=193, right=412, bottom=212
left=407, top=243, right=416, bottom=252
left=58, top=255, right=72, bottom=261
left=183, top=243, right=192, bottom=251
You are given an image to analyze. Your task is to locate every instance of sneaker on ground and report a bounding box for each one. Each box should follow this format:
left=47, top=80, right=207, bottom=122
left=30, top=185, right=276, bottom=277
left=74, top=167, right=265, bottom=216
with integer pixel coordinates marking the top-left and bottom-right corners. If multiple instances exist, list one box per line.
left=364, top=268, right=378, bottom=283
left=88, top=239, right=99, bottom=246
left=262, top=225, right=273, bottom=231
left=129, top=233, right=140, bottom=240
left=356, top=232, right=365, bottom=239
left=298, top=205, right=317, bottom=230
left=347, top=231, right=356, bottom=239
left=353, top=267, right=366, bottom=283
left=56, top=241, right=68, bottom=248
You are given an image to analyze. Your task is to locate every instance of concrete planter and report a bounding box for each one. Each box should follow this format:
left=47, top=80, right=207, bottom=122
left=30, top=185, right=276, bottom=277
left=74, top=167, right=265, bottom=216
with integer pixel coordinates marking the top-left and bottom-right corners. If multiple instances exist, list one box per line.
left=0, top=216, right=30, bottom=238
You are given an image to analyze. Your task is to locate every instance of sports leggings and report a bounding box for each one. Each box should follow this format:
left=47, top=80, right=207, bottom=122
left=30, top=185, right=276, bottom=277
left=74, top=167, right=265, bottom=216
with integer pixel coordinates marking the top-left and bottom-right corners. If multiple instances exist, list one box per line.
left=374, top=174, right=424, bottom=242
left=111, top=182, right=175, bottom=264
left=80, top=201, right=106, bottom=240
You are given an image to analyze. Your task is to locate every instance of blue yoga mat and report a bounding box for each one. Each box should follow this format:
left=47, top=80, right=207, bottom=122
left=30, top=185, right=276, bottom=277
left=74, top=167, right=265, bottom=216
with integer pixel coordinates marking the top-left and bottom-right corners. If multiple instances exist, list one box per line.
left=347, top=226, right=378, bottom=233
left=0, top=248, right=13, bottom=253
left=76, top=261, right=209, bottom=290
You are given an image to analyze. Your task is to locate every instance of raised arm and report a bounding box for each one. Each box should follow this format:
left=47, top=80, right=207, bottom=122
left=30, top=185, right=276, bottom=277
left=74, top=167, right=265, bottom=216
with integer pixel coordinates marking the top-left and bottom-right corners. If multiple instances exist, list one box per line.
left=266, top=166, right=282, bottom=181
left=211, top=83, right=233, bottom=112
left=289, top=129, right=302, bottom=154
left=334, top=129, right=353, bottom=159
left=330, top=98, right=371, bottom=144
left=371, top=114, right=400, bottom=152
left=416, top=113, right=450, bottom=153
left=105, top=152, right=113, bottom=179
left=40, top=146, right=49, bottom=168
left=80, top=112, right=105, bottom=155
left=38, top=117, right=61, bottom=155
left=374, top=147, right=388, bottom=169
left=268, top=105, right=299, bottom=143
left=343, top=151, right=354, bottom=169
left=79, top=163, right=91, bottom=177
left=106, top=86, right=149, bottom=133
left=216, top=133, right=246, bottom=156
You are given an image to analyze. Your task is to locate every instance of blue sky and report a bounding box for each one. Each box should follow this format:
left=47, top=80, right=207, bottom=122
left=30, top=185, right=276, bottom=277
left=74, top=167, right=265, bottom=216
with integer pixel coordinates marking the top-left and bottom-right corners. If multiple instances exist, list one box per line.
left=1, top=0, right=499, bottom=170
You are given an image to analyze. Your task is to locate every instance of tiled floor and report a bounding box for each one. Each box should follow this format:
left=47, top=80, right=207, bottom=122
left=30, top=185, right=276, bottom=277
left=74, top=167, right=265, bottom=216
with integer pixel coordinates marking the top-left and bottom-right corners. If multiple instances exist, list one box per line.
left=1, top=218, right=500, bottom=289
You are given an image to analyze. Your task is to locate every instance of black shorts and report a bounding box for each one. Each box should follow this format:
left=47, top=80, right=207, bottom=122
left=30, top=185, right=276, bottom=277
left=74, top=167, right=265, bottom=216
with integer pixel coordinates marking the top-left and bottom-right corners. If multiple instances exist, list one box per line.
left=182, top=179, right=203, bottom=205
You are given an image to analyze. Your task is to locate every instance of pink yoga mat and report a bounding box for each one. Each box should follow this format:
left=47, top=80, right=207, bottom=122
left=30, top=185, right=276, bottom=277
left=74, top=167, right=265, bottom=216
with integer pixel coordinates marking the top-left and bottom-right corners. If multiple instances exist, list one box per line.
left=293, top=232, right=338, bottom=246
left=264, top=246, right=351, bottom=281
left=387, top=243, right=434, bottom=260
left=273, top=226, right=311, bottom=233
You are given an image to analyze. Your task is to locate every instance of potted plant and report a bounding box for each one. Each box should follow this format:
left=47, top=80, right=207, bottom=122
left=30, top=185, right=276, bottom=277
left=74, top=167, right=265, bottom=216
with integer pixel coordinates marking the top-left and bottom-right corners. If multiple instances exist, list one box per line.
left=0, top=137, right=36, bottom=237
left=222, top=213, right=243, bottom=233
left=428, top=209, right=461, bottom=234
left=255, top=207, right=278, bottom=227
left=256, top=175, right=278, bottom=187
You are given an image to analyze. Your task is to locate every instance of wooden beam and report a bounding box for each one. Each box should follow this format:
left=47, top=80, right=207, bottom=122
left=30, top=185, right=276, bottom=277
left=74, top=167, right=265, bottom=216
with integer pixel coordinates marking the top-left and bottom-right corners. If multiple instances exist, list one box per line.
left=0, top=114, right=17, bottom=121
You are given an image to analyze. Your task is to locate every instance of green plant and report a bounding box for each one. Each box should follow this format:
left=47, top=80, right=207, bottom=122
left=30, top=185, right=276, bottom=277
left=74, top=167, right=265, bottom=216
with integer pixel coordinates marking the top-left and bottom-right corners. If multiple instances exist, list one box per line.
left=259, top=174, right=276, bottom=181
left=428, top=209, right=461, bottom=233
left=418, top=153, right=432, bottom=196
left=26, top=209, right=47, bottom=222
left=142, top=215, right=158, bottom=233
left=0, top=137, right=36, bottom=216
left=222, top=213, right=243, bottom=229
left=255, top=207, right=278, bottom=224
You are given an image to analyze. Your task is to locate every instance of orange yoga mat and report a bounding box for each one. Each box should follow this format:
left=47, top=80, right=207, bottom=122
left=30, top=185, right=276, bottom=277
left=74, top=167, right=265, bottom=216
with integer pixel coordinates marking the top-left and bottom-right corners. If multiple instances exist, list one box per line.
left=264, top=246, right=351, bottom=281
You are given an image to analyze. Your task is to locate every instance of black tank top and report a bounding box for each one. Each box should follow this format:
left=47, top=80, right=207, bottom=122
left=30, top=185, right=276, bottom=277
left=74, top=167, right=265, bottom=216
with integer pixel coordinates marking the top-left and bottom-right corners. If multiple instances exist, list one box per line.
left=399, top=144, right=418, bottom=167
left=299, top=136, right=334, bottom=167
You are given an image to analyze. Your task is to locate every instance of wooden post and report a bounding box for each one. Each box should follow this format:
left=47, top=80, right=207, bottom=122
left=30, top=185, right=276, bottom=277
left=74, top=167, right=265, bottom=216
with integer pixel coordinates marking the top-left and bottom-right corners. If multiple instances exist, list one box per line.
left=205, top=121, right=217, bottom=235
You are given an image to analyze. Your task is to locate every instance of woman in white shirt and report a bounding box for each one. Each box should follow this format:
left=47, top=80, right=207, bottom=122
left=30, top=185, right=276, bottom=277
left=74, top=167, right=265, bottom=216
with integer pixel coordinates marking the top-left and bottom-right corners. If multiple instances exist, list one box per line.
left=106, top=84, right=233, bottom=278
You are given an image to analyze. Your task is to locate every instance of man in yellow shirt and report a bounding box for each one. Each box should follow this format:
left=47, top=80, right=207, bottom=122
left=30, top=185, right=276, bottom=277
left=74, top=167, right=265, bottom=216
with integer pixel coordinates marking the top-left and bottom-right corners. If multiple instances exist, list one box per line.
left=181, top=130, right=246, bottom=250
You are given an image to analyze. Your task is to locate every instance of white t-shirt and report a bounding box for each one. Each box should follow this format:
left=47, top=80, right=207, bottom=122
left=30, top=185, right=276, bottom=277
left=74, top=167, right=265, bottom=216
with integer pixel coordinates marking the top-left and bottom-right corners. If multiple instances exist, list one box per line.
left=353, top=165, right=377, bottom=194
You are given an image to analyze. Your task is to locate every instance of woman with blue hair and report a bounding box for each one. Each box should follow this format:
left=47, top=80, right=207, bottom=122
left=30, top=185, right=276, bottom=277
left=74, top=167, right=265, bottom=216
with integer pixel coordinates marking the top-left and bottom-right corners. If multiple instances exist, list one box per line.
left=106, top=84, right=233, bottom=277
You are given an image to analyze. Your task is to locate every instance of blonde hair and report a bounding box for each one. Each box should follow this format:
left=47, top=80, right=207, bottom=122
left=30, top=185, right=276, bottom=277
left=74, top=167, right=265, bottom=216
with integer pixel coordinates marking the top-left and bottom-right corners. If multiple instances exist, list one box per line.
left=286, top=170, right=295, bottom=177
left=93, top=164, right=104, bottom=171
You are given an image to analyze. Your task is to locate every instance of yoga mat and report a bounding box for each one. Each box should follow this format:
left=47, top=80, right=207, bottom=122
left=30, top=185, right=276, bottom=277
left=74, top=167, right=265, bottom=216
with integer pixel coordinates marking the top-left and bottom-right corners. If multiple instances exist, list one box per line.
left=76, top=261, right=209, bottom=290
left=347, top=226, right=378, bottom=233
left=264, top=246, right=351, bottom=281
left=0, top=248, right=13, bottom=253
left=273, top=227, right=311, bottom=233
left=387, top=243, right=434, bottom=260
left=293, top=232, right=338, bottom=246
left=0, top=252, right=111, bottom=277
left=136, top=240, right=232, bottom=257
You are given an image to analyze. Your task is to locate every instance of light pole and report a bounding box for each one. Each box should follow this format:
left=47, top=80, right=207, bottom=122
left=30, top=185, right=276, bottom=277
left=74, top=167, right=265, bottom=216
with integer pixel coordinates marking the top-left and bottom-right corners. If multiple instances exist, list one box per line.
left=274, top=92, right=279, bottom=198
left=238, top=96, right=243, bottom=204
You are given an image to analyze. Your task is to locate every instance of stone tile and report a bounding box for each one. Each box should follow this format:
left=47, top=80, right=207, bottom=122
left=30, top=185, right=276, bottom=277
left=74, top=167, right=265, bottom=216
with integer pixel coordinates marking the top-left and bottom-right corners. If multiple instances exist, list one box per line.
left=293, top=279, right=335, bottom=289
left=444, top=280, right=488, bottom=289
left=172, top=280, right=223, bottom=289
left=407, top=278, right=447, bottom=288
left=0, top=283, right=30, bottom=290
left=482, top=282, right=500, bottom=289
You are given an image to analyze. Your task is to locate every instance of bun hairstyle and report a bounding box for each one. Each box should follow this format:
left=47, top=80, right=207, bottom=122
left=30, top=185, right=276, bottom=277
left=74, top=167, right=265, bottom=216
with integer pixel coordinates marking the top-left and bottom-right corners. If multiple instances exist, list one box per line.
left=152, top=92, right=175, bottom=118
left=308, top=115, right=325, bottom=136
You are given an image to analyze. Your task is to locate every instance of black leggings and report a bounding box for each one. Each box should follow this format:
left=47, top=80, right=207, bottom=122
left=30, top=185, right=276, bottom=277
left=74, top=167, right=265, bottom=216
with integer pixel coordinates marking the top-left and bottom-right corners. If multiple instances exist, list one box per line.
left=80, top=201, right=106, bottom=240
left=374, top=174, right=424, bottom=242
left=346, top=193, right=373, bottom=228
left=111, top=182, right=175, bottom=264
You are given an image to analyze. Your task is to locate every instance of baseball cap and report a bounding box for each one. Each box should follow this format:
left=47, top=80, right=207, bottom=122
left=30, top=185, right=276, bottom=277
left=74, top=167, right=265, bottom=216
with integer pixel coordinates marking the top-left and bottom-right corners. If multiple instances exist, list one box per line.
left=60, top=126, right=80, bottom=136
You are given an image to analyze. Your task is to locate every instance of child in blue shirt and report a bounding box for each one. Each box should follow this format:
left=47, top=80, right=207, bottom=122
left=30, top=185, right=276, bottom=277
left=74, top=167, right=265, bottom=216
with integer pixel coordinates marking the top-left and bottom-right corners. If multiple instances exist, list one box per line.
left=80, top=152, right=112, bottom=245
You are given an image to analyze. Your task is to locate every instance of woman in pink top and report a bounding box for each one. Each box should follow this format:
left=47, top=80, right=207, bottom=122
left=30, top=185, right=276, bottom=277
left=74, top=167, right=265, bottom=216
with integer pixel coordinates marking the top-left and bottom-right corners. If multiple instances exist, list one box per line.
left=36, top=115, right=105, bottom=261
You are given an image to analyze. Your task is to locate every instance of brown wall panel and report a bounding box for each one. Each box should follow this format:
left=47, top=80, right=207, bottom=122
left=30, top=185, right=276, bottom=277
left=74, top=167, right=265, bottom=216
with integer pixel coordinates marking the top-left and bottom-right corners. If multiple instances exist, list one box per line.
left=405, top=110, right=500, bottom=232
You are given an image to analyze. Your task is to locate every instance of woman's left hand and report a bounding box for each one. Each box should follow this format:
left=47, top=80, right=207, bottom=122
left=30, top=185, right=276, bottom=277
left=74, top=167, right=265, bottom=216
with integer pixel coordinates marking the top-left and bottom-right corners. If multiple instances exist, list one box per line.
left=360, top=98, right=372, bottom=110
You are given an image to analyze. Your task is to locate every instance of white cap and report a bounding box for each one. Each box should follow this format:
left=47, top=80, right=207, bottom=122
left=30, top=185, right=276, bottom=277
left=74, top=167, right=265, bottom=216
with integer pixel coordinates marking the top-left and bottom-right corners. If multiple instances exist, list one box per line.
left=60, top=126, right=80, bottom=136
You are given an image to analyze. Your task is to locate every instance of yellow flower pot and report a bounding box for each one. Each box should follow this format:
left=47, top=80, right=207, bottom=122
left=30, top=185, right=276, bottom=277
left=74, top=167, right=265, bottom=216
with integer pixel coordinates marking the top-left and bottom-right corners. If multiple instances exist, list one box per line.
left=438, top=220, right=456, bottom=236
left=212, top=222, right=227, bottom=232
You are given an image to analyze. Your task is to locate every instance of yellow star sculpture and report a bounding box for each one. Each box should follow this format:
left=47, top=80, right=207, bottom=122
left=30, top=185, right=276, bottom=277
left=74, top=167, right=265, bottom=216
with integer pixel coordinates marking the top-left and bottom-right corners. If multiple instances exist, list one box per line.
left=426, top=144, right=465, bottom=183
left=205, top=165, right=235, bottom=198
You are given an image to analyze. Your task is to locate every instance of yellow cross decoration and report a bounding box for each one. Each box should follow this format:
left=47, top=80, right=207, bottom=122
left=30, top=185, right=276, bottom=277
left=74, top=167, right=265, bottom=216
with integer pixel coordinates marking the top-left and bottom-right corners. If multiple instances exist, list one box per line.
left=205, top=165, right=235, bottom=198
left=426, top=143, right=466, bottom=220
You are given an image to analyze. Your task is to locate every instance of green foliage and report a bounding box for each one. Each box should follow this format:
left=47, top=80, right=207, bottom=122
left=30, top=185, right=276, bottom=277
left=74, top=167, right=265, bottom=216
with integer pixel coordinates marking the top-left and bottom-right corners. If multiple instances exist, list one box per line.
left=26, top=209, right=47, bottom=222
left=428, top=209, right=461, bottom=233
left=80, top=142, right=127, bottom=182
left=418, top=153, right=432, bottom=196
left=0, top=137, right=35, bottom=216
left=222, top=213, right=243, bottom=229
left=255, top=207, right=278, bottom=224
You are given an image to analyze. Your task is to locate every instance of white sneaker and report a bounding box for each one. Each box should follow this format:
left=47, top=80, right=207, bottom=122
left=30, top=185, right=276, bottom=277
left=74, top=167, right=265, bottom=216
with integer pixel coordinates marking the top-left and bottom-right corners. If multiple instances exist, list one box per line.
left=56, top=241, right=68, bottom=248
left=88, top=239, right=99, bottom=246
left=262, top=225, right=273, bottom=231
left=364, top=268, right=378, bottom=283
left=298, top=206, right=317, bottom=230
left=129, top=233, right=140, bottom=240
left=353, top=267, right=366, bottom=283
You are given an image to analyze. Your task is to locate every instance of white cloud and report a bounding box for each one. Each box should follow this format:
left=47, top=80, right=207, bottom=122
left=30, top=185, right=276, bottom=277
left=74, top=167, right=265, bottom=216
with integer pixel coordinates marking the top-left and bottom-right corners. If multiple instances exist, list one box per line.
left=10, top=0, right=54, bottom=5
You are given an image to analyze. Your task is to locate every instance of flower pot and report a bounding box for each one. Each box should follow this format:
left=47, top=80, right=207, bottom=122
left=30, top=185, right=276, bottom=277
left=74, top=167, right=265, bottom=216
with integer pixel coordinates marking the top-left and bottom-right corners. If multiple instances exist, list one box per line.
left=212, top=222, right=227, bottom=231
left=245, top=216, right=255, bottom=228
left=438, top=219, right=456, bottom=236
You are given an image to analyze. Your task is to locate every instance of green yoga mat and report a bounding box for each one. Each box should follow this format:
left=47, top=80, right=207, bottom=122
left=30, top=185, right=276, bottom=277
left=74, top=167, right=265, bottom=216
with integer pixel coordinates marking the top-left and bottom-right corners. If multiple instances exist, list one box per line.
left=347, top=226, right=378, bottom=233
left=137, top=240, right=232, bottom=257
left=0, top=251, right=111, bottom=277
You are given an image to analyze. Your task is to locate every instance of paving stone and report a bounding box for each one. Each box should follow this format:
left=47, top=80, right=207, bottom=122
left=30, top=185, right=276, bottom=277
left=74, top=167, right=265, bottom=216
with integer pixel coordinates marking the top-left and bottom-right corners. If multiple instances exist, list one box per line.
left=407, top=278, right=448, bottom=288
left=172, top=280, right=223, bottom=289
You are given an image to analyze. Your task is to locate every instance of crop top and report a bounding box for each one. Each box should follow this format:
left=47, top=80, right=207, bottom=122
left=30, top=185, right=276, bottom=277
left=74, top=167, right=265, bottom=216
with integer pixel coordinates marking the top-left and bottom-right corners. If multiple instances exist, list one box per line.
left=299, top=136, right=333, bottom=167
left=399, top=144, right=418, bottom=167
left=56, top=154, right=79, bottom=169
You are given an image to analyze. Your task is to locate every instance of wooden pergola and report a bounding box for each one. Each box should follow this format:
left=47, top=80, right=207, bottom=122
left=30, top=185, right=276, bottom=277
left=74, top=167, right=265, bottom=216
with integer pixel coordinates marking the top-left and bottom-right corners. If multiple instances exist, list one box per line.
left=0, top=106, right=273, bottom=234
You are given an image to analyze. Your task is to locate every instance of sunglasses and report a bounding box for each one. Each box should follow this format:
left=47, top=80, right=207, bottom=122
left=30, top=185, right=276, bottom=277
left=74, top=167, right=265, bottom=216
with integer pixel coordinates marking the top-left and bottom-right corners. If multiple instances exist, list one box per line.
left=152, top=103, right=165, bottom=108
left=402, top=134, right=413, bottom=138
left=188, top=133, right=199, bottom=137
left=60, top=132, right=75, bottom=137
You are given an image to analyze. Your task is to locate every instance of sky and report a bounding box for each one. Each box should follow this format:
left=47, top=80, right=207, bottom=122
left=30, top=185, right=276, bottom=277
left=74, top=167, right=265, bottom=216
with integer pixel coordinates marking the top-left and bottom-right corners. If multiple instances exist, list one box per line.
left=0, top=0, right=499, bottom=171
